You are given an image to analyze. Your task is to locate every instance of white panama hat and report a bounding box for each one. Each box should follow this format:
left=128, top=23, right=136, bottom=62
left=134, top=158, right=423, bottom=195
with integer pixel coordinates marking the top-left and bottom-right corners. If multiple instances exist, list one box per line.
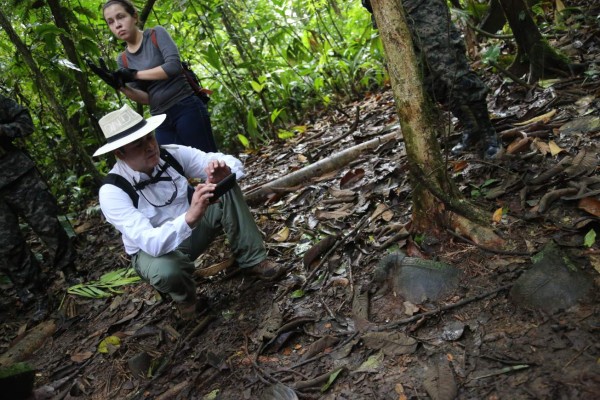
left=93, top=104, right=166, bottom=156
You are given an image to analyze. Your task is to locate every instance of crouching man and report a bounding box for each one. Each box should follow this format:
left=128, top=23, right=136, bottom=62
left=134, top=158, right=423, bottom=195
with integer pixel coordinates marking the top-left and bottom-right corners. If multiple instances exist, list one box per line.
left=94, top=105, right=283, bottom=319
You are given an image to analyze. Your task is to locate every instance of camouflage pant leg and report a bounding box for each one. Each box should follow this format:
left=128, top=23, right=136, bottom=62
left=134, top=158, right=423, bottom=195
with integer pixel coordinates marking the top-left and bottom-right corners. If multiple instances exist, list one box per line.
left=403, top=0, right=489, bottom=109
left=0, top=169, right=75, bottom=287
left=0, top=177, right=42, bottom=289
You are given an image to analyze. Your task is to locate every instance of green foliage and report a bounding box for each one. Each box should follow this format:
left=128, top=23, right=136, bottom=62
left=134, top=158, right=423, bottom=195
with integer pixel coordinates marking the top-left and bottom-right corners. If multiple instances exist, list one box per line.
left=470, top=179, right=499, bottom=199
left=584, top=229, right=596, bottom=248
left=0, top=0, right=386, bottom=208
left=68, top=268, right=141, bottom=298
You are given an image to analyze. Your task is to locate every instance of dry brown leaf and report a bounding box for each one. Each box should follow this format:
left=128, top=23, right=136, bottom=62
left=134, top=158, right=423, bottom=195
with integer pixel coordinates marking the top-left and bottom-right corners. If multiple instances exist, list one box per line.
left=578, top=197, right=600, bottom=218
left=514, top=109, right=557, bottom=126
left=395, top=383, right=408, bottom=400
left=315, top=208, right=354, bottom=220
left=452, top=160, right=468, bottom=172
left=272, top=226, right=290, bottom=242
left=532, top=139, right=550, bottom=156
left=71, top=351, right=94, bottom=363
left=492, top=207, right=503, bottom=223
left=303, top=235, right=338, bottom=269
left=370, top=203, right=388, bottom=220
left=296, top=154, right=308, bottom=163
left=340, top=168, right=365, bottom=189
left=548, top=140, right=564, bottom=156
left=506, top=136, right=531, bottom=154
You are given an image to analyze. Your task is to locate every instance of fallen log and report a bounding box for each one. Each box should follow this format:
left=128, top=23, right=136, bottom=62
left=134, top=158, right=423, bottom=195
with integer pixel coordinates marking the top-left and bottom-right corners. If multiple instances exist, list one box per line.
left=244, top=131, right=400, bottom=205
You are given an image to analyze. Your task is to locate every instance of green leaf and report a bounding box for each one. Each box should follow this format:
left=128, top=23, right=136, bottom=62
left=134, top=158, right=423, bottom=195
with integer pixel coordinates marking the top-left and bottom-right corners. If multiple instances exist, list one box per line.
left=97, top=335, right=121, bottom=354
left=237, top=134, right=250, bottom=148
left=277, top=129, right=294, bottom=140
left=290, top=289, right=305, bottom=299
left=584, top=229, right=596, bottom=247
left=321, top=367, right=343, bottom=392
left=270, top=108, right=284, bottom=123
left=250, top=81, right=265, bottom=93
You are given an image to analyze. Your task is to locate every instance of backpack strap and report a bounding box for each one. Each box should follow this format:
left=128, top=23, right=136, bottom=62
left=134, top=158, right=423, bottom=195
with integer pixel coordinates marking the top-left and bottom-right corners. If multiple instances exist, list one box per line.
left=102, top=148, right=193, bottom=209
left=120, top=51, right=128, bottom=68
left=103, top=173, right=139, bottom=208
left=160, top=148, right=195, bottom=203
left=159, top=148, right=184, bottom=176
left=150, top=28, right=158, bottom=47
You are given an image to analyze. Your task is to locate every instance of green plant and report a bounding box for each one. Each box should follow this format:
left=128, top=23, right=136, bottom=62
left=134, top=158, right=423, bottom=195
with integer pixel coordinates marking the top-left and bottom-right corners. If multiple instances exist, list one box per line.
left=470, top=179, right=499, bottom=199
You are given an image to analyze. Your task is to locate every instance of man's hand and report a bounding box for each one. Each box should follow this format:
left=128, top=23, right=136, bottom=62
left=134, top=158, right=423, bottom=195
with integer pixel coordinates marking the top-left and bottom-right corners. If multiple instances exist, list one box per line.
left=184, top=183, right=216, bottom=228
left=86, top=58, right=120, bottom=89
left=115, top=68, right=138, bottom=86
left=205, top=160, right=232, bottom=184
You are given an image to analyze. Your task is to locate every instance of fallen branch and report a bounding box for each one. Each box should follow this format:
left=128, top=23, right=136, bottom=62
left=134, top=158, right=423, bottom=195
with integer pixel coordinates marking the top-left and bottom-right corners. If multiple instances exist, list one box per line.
left=0, top=320, right=56, bottom=367
left=372, top=284, right=513, bottom=331
left=244, top=131, right=400, bottom=204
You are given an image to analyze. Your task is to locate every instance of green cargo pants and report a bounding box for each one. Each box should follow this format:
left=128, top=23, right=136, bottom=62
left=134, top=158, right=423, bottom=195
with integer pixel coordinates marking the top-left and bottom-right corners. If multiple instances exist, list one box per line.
left=131, top=184, right=266, bottom=303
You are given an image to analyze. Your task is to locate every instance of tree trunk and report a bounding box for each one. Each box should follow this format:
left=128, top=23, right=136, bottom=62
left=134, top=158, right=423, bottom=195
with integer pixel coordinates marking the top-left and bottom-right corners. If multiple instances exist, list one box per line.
left=498, top=0, right=572, bottom=82
left=0, top=10, right=102, bottom=186
left=368, top=0, right=502, bottom=247
left=480, top=0, right=507, bottom=35
left=47, top=0, right=104, bottom=144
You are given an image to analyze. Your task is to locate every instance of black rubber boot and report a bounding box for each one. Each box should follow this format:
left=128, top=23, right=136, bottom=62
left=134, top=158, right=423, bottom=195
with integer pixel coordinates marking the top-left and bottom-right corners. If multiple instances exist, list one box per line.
left=470, top=102, right=501, bottom=159
left=450, top=105, right=482, bottom=155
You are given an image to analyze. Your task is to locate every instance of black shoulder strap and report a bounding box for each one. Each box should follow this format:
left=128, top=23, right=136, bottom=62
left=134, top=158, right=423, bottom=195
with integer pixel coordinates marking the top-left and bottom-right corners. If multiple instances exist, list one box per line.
left=103, top=173, right=139, bottom=208
left=102, top=148, right=192, bottom=208
left=159, top=148, right=185, bottom=177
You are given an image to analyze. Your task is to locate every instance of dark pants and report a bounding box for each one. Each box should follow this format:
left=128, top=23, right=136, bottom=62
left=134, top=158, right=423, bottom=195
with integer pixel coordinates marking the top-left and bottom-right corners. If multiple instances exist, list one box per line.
left=0, top=168, right=75, bottom=291
left=155, top=95, right=218, bottom=152
left=402, top=0, right=489, bottom=111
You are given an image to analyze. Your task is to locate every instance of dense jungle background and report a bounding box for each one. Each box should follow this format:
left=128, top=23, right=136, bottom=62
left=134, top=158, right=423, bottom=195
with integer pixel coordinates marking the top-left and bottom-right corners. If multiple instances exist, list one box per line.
left=0, top=0, right=599, bottom=399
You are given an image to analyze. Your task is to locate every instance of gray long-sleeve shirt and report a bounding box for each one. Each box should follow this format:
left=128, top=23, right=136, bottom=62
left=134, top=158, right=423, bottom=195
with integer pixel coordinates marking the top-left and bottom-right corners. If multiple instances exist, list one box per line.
left=118, top=26, right=194, bottom=114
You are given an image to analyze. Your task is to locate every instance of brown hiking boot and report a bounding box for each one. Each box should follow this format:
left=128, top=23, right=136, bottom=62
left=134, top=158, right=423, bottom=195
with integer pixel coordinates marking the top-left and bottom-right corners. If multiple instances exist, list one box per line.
left=247, top=260, right=285, bottom=281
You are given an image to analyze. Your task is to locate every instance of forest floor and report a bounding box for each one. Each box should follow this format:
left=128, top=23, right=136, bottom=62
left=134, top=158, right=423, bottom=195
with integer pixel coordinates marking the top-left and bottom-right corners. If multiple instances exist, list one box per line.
left=2, top=3, right=600, bottom=400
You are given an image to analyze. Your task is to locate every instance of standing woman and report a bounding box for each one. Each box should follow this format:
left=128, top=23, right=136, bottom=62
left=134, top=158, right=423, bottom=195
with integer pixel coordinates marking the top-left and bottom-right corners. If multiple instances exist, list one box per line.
left=101, top=0, right=218, bottom=152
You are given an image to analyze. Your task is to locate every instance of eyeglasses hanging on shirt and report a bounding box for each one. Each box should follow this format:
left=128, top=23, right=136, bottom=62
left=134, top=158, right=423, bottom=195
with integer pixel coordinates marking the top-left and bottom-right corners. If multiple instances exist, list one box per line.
left=133, top=162, right=178, bottom=208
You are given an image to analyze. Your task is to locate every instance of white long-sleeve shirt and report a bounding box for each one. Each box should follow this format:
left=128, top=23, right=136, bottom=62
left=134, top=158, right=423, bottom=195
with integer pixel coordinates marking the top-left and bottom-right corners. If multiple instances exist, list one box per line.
left=99, top=145, right=245, bottom=257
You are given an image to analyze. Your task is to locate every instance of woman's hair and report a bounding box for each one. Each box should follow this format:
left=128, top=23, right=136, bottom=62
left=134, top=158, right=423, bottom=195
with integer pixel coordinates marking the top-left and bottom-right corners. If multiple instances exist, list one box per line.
left=103, top=0, right=137, bottom=16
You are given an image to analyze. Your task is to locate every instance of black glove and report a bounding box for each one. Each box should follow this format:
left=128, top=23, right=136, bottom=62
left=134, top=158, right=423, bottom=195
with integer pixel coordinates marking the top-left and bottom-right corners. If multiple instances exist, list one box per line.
left=86, top=57, right=120, bottom=89
left=115, top=68, right=138, bottom=86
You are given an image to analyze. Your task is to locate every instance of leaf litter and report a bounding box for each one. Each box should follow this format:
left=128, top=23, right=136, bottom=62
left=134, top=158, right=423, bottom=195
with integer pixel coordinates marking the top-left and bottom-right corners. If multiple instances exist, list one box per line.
left=1, top=3, right=600, bottom=398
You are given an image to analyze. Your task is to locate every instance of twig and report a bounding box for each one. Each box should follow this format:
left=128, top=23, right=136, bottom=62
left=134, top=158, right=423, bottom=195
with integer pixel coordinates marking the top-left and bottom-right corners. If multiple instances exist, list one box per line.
left=242, top=333, right=281, bottom=386
left=471, top=364, right=530, bottom=380
left=281, top=331, right=360, bottom=371
left=155, top=380, right=190, bottom=400
left=489, top=60, right=536, bottom=90
left=565, top=344, right=592, bottom=368
left=127, top=315, right=215, bottom=400
left=467, top=20, right=514, bottom=39
left=315, top=106, right=360, bottom=152
left=300, top=213, right=371, bottom=290
left=183, top=314, right=214, bottom=342
left=293, top=367, right=345, bottom=390
left=373, top=284, right=513, bottom=331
